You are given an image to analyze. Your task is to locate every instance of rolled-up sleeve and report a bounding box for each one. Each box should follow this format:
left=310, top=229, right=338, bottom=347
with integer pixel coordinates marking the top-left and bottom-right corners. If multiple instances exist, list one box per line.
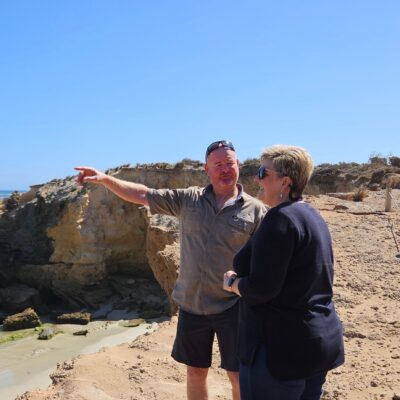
left=146, top=188, right=187, bottom=217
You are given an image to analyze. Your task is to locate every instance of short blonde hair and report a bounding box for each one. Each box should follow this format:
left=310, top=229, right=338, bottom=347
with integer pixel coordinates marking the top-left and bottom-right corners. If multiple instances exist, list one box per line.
left=261, top=145, right=314, bottom=200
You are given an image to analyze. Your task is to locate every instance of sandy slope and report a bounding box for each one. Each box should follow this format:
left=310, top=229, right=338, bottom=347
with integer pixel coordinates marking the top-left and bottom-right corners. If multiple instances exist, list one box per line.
left=15, top=317, right=233, bottom=400
left=16, top=191, right=400, bottom=400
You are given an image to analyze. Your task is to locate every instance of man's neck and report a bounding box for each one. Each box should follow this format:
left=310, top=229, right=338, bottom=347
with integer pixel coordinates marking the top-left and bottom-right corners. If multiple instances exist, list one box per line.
left=213, top=185, right=239, bottom=210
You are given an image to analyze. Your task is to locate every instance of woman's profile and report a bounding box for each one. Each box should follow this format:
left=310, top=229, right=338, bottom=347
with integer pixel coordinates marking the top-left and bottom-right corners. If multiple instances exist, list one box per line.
left=223, top=145, right=345, bottom=400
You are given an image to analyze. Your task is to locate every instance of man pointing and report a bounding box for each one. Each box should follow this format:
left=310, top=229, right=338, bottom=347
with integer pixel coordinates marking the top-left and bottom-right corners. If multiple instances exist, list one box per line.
left=76, top=140, right=266, bottom=400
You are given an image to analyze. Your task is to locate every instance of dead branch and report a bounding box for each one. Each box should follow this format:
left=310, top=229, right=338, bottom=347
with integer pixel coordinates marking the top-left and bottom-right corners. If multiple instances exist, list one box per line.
left=388, top=217, right=400, bottom=253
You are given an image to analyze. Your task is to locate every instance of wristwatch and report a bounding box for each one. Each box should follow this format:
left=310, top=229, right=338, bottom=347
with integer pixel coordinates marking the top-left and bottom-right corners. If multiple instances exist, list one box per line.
left=227, top=273, right=237, bottom=288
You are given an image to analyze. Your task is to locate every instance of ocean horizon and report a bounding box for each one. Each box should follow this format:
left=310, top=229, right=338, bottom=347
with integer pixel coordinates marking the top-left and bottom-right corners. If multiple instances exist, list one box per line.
left=0, top=190, right=25, bottom=199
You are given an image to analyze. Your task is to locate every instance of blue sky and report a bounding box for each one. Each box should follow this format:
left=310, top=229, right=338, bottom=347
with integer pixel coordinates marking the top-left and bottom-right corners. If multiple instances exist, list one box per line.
left=1, top=1, right=399, bottom=190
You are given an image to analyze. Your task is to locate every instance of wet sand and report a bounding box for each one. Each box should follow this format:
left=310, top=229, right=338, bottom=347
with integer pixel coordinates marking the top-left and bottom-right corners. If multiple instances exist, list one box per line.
left=0, top=319, right=159, bottom=400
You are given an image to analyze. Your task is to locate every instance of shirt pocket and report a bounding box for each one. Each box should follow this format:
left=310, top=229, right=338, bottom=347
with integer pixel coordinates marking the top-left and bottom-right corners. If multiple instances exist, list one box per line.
left=226, top=214, right=255, bottom=247
left=228, top=214, right=254, bottom=234
left=181, top=207, right=202, bottom=233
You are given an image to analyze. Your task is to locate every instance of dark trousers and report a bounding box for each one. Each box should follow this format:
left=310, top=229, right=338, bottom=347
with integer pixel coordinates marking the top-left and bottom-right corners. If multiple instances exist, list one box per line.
left=239, top=345, right=327, bottom=400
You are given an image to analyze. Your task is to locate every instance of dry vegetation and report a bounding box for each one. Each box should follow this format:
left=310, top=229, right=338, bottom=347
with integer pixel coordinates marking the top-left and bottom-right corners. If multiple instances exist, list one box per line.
left=352, top=187, right=369, bottom=202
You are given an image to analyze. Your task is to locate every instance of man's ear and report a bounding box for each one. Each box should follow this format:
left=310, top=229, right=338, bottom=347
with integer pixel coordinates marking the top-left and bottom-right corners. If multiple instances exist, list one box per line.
left=204, top=163, right=209, bottom=176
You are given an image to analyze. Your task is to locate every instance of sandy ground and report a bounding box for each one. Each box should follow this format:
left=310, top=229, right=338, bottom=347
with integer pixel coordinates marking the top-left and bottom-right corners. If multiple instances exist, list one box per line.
left=14, top=190, right=400, bottom=400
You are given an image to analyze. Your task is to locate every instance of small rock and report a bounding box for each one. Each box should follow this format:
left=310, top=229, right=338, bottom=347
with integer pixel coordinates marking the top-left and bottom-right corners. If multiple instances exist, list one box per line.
left=3, top=308, right=41, bottom=331
left=57, top=312, right=91, bottom=325
left=370, top=381, right=378, bottom=387
left=343, top=329, right=367, bottom=339
left=123, top=318, right=145, bottom=328
left=38, top=327, right=60, bottom=340
left=73, top=329, right=88, bottom=336
left=333, top=204, right=349, bottom=211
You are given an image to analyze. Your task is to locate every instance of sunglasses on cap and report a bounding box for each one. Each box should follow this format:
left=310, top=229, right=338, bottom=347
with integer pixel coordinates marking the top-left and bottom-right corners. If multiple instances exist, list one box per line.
left=205, top=140, right=235, bottom=161
left=258, top=165, right=279, bottom=180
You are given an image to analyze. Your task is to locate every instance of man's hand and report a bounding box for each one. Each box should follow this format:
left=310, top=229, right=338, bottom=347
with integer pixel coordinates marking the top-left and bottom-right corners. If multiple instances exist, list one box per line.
left=223, top=270, right=237, bottom=292
left=74, top=166, right=150, bottom=206
left=223, top=270, right=241, bottom=296
left=75, top=166, right=106, bottom=185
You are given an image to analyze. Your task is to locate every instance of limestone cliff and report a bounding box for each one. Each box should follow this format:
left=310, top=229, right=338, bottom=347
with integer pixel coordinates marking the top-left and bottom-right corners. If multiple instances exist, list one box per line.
left=1, top=160, right=399, bottom=316
left=0, top=163, right=208, bottom=315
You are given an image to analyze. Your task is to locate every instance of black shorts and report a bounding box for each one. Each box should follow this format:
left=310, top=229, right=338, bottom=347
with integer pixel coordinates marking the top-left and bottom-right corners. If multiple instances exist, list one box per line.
left=171, top=303, right=239, bottom=371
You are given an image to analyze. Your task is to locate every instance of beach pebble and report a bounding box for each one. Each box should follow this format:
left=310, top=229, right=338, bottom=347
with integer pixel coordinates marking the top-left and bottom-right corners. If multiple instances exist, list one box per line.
left=73, top=329, right=88, bottom=336
left=38, top=327, right=60, bottom=340
left=122, top=319, right=145, bottom=328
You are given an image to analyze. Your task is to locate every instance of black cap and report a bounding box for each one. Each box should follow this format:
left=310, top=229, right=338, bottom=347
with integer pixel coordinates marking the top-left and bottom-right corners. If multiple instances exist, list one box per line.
left=205, top=140, right=235, bottom=161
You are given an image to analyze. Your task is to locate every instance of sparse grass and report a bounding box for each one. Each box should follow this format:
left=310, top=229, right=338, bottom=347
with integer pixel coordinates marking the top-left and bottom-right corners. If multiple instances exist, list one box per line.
left=242, top=158, right=259, bottom=166
left=327, top=188, right=369, bottom=202
left=352, top=187, right=368, bottom=202
left=389, top=156, right=400, bottom=167
left=0, top=327, right=42, bottom=345
left=174, top=158, right=203, bottom=169
left=0, top=324, right=63, bottom=344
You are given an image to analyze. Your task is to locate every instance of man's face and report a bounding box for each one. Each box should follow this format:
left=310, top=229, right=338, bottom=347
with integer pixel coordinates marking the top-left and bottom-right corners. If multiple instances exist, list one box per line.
left=204, top=148, right=239, bottom=192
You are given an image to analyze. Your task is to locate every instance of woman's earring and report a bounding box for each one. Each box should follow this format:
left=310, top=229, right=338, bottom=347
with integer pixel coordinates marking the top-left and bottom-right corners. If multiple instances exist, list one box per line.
left=279, top=192, right=283, bottom=199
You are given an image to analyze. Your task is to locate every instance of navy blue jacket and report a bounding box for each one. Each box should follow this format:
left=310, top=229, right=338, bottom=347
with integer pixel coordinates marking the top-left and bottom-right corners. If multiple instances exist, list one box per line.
left=234, top=201, right=345, bottom=380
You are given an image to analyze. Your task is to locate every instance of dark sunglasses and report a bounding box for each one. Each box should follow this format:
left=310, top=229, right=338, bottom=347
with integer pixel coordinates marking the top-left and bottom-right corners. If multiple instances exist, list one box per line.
left=258, top=165, right=279, bottom=180
left=205, top=140, right=235, bottom=161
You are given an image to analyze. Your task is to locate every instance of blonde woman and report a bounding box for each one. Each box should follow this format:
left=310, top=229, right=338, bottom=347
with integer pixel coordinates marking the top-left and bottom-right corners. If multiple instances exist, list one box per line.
left=223, top=145, right=344, bottom=400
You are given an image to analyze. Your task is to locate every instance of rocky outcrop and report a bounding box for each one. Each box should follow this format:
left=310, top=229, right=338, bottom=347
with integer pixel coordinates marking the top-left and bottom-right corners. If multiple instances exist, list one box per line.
left=144, top=211, right=180, bottom=313
left=0, top=175, right=158, bottom=312
left=57, top=312, right=91, bottom=325
left=307, top=163, right=400, bottom=194
left=1, top=160, right=399, bottom=316
left=0, top=165, right=186, bottom=315
left=3, top=308, right=41, bottom=331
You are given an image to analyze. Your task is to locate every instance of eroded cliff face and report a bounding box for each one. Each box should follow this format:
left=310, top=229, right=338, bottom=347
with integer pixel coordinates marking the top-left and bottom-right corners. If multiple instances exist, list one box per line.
left=1, top=161, right=399, bottom=316
left=0, top=164, right=207, bottom=315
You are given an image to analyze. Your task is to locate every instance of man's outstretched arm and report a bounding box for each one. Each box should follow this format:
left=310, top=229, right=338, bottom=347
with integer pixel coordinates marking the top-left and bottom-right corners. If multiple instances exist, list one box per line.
left=75, top=166, right=150, bottom=206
